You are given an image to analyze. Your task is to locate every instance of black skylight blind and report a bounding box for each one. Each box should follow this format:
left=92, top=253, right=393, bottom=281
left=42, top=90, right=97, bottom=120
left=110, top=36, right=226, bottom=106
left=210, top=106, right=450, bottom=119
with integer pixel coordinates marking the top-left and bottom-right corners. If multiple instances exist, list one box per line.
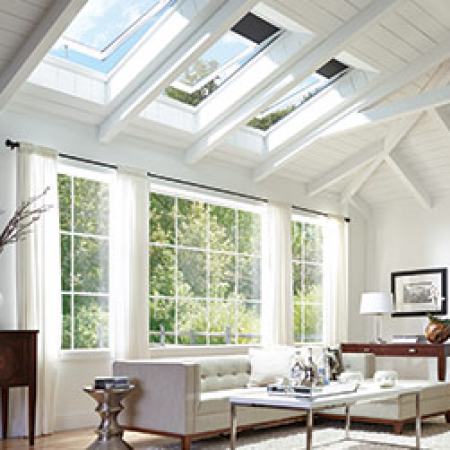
left=317, top=59, right=348, bottom=79
left=231, top=12, right=280, bottom=44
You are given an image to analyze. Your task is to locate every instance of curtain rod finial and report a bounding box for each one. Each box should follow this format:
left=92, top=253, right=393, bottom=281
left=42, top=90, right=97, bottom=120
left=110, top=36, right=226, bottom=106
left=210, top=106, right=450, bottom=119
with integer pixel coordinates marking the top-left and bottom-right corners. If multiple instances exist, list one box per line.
left=5, top=139, right=20, bottom=150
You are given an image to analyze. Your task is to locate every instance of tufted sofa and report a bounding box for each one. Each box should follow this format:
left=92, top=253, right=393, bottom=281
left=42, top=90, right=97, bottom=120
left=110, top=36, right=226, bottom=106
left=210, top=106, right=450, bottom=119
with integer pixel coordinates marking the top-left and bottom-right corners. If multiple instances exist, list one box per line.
left=113, top=353, right=450, bottom=449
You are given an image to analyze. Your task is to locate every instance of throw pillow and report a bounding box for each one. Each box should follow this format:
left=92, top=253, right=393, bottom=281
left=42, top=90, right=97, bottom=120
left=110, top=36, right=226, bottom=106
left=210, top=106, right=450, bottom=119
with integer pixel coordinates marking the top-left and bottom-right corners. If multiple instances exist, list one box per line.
left=248, top=347, right=296, bottom=386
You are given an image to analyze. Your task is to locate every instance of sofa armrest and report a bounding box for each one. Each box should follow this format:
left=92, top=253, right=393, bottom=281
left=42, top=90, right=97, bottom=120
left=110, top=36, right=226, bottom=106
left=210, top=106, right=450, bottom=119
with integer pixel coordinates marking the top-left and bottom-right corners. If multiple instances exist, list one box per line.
left=113, top=360, right=200, bottom=435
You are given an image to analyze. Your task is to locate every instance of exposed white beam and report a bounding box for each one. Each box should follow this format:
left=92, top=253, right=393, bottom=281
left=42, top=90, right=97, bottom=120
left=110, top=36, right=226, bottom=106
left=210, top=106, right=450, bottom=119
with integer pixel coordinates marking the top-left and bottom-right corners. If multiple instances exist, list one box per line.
left=254, top=36, right=450, bottom=182
left=307, top=141, right=383, bottom=197
left=185, top=0, right=401, bottom=165
left=348, top=195, right=372, bottom=221
left=341, top=156, right=383, bottom=203
left=428, top=108, right=450, bottom=134
left=0, top=0, right=87, bottom=108
left=360, top=84, right=450, bottom=124
left=99, top=0, right=257, bottom=143
left=385, top=153, right=432, bottom=210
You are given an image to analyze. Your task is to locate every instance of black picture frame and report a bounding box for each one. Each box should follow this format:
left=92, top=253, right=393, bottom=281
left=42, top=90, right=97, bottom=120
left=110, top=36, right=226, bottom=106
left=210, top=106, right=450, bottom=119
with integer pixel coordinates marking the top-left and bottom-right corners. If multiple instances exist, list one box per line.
left=391, top=268, right=447, bottom=317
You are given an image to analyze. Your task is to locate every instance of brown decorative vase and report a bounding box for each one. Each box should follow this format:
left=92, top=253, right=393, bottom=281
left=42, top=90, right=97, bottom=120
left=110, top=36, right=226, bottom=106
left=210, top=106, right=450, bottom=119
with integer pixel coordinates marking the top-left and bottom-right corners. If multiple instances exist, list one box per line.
left=425, top=319, right=450, bottom=344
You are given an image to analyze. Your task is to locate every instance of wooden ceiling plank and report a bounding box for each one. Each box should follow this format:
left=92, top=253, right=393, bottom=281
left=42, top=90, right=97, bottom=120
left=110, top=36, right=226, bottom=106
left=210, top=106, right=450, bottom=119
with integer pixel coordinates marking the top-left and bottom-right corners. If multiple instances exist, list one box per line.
left=0, top=0, right=87, bottom=108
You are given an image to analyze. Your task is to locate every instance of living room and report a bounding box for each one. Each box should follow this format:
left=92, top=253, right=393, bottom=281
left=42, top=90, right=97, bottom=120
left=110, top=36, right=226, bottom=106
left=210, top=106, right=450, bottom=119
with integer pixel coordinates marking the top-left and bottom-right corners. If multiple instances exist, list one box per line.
left=1, top=0, right=450, bottom=449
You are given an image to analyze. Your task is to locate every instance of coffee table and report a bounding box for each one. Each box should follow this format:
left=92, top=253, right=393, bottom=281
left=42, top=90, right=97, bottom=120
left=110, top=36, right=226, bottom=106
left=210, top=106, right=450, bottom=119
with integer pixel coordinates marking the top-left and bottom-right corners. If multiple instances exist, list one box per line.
left=229, top=383, right=423, bottom=450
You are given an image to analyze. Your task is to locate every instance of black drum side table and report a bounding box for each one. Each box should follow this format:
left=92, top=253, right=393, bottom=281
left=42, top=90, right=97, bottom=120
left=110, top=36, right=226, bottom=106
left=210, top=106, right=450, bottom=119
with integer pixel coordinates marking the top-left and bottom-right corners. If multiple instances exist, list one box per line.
left=83, top=385, right=135, bottom=450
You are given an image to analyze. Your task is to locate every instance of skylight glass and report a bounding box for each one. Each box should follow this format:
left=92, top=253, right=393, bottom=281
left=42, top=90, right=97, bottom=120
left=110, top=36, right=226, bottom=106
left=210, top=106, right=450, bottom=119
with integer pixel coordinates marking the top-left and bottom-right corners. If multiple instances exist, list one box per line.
left=49, top=0, right=175, bottom=73
left=248, top=59, right=349, bottom=131
left=165, top=13, right=281, bottom=107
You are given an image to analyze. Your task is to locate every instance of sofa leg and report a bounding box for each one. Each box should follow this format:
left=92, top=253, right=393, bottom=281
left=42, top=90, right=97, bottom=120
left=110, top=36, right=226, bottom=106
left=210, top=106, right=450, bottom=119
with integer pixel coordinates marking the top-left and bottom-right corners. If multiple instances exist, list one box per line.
left=181, top=435, right=191, bottom=450
left=393, top=422, right=404, bottom=434
left=445, top=411, right=450, bottom=423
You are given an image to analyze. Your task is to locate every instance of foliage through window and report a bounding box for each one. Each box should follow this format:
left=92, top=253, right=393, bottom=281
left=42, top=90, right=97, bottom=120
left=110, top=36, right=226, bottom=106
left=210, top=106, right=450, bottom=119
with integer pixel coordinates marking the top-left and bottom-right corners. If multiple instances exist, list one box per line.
left=291, top=217, right=324, bottom=343
left=165, top=13, right=281, bottom=107
left=58, top=172, right=110, bottom=350
left=149, top=190, right=262, bottom=345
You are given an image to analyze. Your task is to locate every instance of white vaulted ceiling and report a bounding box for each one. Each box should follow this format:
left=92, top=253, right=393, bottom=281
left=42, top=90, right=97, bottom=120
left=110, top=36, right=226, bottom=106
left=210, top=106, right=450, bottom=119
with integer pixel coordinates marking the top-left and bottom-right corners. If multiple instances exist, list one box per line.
left=2, top=0, right=450, bottom=212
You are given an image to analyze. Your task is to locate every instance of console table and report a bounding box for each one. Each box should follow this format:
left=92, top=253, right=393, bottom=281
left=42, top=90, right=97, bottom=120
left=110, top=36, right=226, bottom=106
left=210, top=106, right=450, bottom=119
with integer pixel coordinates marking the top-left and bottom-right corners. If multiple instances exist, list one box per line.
left=341, top=343, right=450, bottom=381
left=0, top=330, right=38, bottom=445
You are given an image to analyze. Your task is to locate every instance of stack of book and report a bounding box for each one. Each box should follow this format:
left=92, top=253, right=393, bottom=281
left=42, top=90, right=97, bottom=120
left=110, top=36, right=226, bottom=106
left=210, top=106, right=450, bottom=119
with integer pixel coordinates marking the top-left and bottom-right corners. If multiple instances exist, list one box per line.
left=94, top=376, right=130, bottom=390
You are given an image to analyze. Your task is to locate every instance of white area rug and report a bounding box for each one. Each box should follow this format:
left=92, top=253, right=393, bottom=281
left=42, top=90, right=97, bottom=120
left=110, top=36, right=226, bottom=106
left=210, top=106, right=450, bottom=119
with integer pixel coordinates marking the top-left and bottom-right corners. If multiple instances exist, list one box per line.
left=131, top=417, right=450, bottom=449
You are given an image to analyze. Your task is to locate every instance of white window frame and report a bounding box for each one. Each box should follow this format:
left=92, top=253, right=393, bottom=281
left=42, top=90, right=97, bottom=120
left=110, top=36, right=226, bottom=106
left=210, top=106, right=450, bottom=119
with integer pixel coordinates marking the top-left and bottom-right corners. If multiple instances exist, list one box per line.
left=149, top=182, right=264, bottom=347
left=291, top=213, right=326, bottom=345
left=57, top=162, right=115, bottom=358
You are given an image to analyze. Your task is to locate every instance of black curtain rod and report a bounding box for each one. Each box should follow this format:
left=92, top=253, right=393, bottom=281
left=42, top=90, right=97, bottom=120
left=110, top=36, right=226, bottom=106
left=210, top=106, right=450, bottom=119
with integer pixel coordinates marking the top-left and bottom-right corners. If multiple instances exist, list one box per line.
left=4, top=139, right=350, bottom=222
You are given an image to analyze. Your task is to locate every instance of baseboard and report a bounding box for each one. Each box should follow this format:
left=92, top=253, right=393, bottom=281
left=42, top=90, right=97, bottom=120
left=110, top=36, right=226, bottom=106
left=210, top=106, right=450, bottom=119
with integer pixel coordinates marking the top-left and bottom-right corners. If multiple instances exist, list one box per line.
left=54, top=411, right=98, bottom=431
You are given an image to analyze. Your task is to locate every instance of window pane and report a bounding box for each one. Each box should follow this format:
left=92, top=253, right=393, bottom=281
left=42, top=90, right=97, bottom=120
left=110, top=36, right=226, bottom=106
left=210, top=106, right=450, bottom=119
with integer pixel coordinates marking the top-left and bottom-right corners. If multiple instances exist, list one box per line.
left=293, top=262, right=322, bottom=302
left=74, top=178, right=109, bottom=235
left=237, top=302, right=260, bottom=344
left=178, top=299, right=207, bottom=344
left=238, top=256, right=260, bottom=300
left=73, top=236, right=109, bottom=292
left=178, top=249, right=206, bottom=297
left=58, top=174, right=71, bottom=231
left=150, top=192, right=175, bottom=244
left=304, top=223, right=323, bottom=262
left=149, top=246, right=175, bottom=296
left=149, top=298, right=175, bottom=333
left=177, top=198, right=207, bottom=248
left=291, top=221, right=303, bottom=260
left=74, top=295, right=109, bottom=349
left=60, top=234, right=71, bottom=291
left=64, top=0, right=160, bottom=51
left=62, top=294, right=71, bottom=350
left=238, top=211, right=260, bottom=255
left=302, top=303, right=322, bottom=343
left=149, top=333, right=175, bottom=344
left=209, top=300, right=234, bottom=336
left=210, top=205, right=235, bottom=251
left=304, top=264, right=323, bottom=301
left=210, top=253, right=235, bottom=299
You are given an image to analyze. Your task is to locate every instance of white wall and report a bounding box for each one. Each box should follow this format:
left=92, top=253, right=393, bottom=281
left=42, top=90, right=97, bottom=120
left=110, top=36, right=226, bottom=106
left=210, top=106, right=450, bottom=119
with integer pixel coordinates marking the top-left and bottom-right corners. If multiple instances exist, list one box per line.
left=0, top=106, right=367, bottom=432
left=366, top=197, right=450, bottom=379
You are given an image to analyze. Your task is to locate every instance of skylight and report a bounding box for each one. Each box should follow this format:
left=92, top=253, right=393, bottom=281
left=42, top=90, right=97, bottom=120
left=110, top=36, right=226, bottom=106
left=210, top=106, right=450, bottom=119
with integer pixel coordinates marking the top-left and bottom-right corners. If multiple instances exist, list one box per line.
left=165, top=12, right=281, bottom=107
left=248, top=59, right=349, bottom=131
left=49, top=0, right=175, bottom=73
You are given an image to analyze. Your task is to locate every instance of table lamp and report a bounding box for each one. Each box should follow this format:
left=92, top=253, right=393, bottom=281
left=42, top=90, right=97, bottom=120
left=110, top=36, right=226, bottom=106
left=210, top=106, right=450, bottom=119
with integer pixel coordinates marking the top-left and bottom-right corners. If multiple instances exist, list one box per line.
left=360, top=292, right=392, bottom=343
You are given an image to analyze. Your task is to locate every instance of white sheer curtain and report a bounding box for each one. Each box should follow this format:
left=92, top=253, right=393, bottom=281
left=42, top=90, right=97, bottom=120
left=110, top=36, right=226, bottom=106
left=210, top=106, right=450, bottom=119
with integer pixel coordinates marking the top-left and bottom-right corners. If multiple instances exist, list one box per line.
left=16, top=142, right=60, bottom=435
left=111, top=167, right=149, bottom=359
left=323, top=217, right=349, bottom=346
left=261, top=201, right=293, bottom=346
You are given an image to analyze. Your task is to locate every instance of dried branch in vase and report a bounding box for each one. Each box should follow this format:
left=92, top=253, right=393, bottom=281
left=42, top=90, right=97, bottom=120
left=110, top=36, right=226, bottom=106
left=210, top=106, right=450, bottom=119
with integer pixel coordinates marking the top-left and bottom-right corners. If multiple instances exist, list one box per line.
left=0, top=187, right=52, bottom=255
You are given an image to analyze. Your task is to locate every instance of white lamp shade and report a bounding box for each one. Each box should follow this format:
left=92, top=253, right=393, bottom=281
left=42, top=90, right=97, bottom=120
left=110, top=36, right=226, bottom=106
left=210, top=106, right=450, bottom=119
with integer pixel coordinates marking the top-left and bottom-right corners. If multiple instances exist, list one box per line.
left=360, top=292, right=392, bottom=315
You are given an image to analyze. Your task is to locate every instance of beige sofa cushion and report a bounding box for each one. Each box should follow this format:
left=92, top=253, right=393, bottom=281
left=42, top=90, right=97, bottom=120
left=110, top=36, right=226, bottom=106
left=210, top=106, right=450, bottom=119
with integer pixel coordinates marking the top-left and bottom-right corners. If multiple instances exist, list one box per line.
left=324, top=380, right=450, bottom=421
left=197, top=355, right=251, bottom=392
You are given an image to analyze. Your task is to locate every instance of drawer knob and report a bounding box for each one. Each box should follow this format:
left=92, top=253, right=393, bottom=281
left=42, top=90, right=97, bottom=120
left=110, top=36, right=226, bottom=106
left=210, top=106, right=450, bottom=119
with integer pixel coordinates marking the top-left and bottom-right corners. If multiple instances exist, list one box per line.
left=408, top=348, right=417, bottom=353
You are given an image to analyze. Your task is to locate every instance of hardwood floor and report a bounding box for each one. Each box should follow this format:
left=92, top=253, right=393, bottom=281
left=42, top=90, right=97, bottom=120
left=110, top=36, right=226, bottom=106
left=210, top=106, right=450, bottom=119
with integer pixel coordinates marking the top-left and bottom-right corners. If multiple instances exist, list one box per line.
left=0, top=429, right=178, bottom=449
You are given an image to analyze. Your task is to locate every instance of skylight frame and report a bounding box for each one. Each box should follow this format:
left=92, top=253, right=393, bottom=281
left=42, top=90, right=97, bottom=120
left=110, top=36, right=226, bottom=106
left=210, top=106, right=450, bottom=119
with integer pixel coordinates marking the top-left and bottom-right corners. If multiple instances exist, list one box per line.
left=246, top=66, right=351, bottom=135
left=50, top=0, right=177, bottom=76
left=62, top=0, right=173, bottom=59
left=166, top=28, right=284, bottom=107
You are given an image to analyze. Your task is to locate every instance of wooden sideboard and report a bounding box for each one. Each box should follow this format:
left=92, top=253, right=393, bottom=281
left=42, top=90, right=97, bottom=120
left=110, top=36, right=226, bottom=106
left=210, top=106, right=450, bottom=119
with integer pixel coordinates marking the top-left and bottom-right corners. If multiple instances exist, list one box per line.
left=341, top=342, right=450, bottom=382
left=0, top=330, right=38, bottom=445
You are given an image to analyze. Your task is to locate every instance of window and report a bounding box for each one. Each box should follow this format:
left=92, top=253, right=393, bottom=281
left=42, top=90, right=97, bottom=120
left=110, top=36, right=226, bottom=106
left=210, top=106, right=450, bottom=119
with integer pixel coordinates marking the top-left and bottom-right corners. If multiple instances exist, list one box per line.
left=248, top=59, right=349, bottom=131
left=165, top=12, right=281, bottom=107
left=291, top=216, right=324, bottom=343
left=58, top=170, right=110, bottom=350
left=149, top=187, right=262, bottom=345
left=50, top=0, right=175, bottom=73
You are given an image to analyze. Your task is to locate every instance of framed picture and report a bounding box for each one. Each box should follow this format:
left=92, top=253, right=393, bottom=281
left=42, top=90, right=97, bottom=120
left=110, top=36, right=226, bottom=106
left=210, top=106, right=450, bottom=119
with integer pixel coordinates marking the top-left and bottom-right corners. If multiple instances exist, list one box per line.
left=391, top=268, right=447, bottom=317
